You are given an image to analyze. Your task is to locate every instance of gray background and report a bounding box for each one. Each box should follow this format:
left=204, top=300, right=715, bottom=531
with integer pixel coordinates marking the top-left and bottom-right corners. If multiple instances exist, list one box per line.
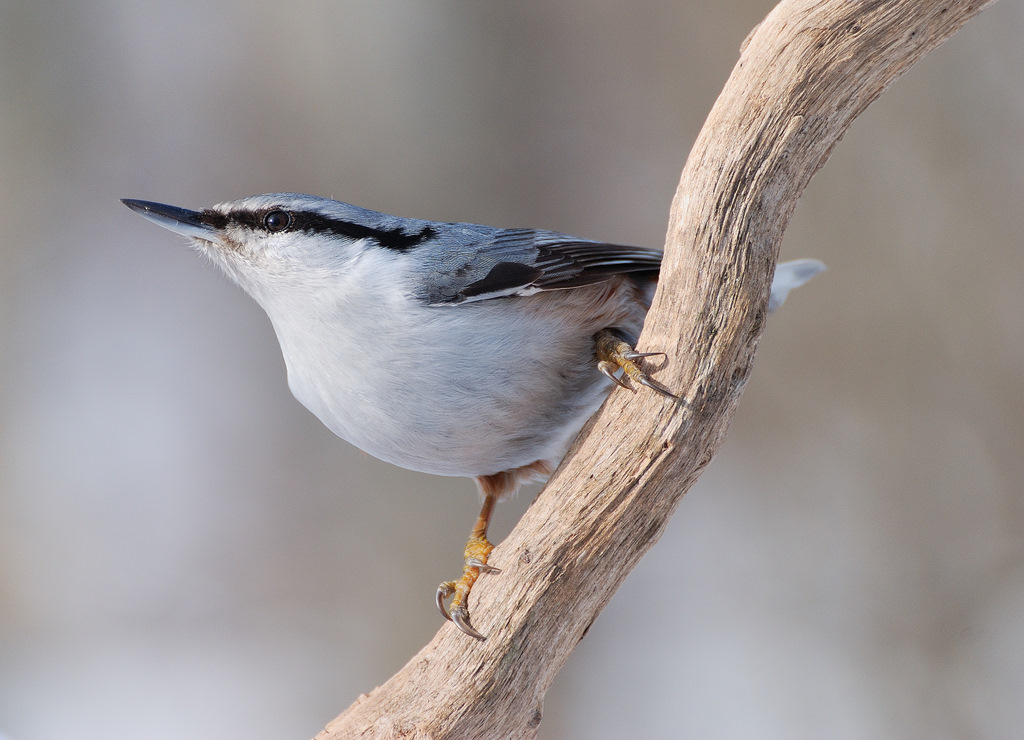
left=2, top=1, right=1022, bottom=738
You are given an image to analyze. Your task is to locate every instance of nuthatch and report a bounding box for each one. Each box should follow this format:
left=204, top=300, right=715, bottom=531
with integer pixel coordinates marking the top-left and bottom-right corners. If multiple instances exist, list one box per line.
left=122, top=193, right=824, bottom=639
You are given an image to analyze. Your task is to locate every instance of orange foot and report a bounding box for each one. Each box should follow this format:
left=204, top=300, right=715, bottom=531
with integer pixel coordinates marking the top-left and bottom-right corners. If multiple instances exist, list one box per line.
left=436, top=533, right=500, bottom=641
left=594, top=328, right=678, bottom=399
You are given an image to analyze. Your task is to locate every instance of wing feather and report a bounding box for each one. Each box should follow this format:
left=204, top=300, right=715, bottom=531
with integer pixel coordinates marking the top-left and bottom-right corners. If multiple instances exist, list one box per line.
left=418, top=226, right=662, bottom=305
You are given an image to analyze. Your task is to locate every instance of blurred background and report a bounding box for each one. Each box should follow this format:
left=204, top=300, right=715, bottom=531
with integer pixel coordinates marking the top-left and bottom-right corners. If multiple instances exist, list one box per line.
left=1, top=1, right=1022, bottom=738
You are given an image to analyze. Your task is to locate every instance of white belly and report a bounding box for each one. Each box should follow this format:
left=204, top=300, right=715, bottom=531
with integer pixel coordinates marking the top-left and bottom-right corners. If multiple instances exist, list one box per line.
left=268, top=281, right=645, bottom=478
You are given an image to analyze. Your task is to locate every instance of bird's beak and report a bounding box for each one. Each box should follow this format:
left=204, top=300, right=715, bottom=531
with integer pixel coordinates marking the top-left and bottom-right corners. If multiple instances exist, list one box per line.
left=121, top=199, right=217, bottom=240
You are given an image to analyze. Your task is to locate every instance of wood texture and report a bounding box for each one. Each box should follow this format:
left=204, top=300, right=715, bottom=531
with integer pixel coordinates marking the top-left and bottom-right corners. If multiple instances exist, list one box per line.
left=317, top=1, right=996, bottom=737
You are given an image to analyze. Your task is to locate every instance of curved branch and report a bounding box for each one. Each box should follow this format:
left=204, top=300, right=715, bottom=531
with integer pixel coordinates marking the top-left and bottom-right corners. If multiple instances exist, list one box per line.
left=317, top=1, right=996, bottom=738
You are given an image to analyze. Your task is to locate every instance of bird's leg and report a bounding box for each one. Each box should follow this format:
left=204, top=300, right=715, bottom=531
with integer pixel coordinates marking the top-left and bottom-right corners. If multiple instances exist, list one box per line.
left=436, top=490, right=500, bottom=641
left=594, top=328, right=678, bottom=399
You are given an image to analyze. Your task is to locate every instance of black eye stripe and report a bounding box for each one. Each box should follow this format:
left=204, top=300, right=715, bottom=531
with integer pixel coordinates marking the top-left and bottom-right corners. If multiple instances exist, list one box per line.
left=291, top=213, right=437, bottom=251
left=215, top=209, right=437, bottom=251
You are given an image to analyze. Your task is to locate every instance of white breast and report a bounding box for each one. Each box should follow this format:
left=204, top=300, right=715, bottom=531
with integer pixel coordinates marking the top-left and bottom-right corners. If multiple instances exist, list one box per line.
left=251, top=247, right=646, bottom=479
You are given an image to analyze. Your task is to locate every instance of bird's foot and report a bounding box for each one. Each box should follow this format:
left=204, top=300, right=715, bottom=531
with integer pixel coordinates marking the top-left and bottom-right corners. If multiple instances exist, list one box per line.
left=436, top=534, right=501, bottom=641
left=595, top=329, right=678, bottom=399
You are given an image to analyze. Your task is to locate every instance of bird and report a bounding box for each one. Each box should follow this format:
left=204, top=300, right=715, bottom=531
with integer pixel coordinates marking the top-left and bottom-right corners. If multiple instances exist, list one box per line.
left=122, top=193, right=824, bottom=639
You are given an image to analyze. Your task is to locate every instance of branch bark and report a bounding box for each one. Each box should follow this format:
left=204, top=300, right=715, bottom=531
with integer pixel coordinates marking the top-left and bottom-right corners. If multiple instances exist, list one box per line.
left=317, top=1, right=996, bottom=737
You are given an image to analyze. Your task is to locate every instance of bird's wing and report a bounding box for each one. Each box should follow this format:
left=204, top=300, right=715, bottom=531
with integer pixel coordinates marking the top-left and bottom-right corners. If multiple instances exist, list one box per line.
left=418, top=227, right=662, bottom=305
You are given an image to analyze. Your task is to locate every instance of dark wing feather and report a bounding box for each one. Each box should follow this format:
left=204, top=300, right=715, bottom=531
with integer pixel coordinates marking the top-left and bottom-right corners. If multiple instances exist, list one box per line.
left=418, top=226, right=662, bottom=305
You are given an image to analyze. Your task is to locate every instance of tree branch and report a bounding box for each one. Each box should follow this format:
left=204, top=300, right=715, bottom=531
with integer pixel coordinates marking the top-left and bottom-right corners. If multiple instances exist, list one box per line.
left=317, top=1, right=996, bottom=737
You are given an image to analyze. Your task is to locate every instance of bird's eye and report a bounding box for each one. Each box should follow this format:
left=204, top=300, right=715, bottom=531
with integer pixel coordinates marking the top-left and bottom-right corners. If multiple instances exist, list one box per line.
left=263, top=210, right=292, bottom=232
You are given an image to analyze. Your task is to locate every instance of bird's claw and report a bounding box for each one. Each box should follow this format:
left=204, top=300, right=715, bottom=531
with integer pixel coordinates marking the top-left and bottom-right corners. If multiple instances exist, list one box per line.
left=451, top=606, right=486, bottom=641
left=436, top=582, right=455, bottom=621
left=598, top=360, right=633, bottom=391
left=466, top=557, right=501, bottom=574
left=436, top=582, right=487, bottom=640
left=436, top=535, right=498, bottom=640
left=595, top=329, right=678, bottom=399
left=623, top=349, right=667, bottom=361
